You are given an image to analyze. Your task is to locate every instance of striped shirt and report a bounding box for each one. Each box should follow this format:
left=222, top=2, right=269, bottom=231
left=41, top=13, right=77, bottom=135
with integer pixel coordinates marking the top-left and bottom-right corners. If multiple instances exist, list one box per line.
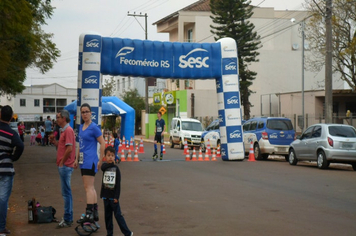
left=0, top=121, right=24, bottom=176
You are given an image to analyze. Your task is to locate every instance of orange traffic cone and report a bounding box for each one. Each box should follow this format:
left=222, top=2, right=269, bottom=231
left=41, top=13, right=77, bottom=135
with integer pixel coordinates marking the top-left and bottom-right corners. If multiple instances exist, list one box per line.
left=191, top=148, right=197, bottom=161
left=248, top=141, right=256, bottom=162
left=118, top=139, right=123, bottom=153
left=133, top=148, right=139, bottom=162
left=206, top=139, right=212, bottom=155
left=120, top=149, right=126, bottom=162
left=126, top=149, right=132, bottom=162
left=183, top=139, right=189, bottom=155
left=185, top=151, right=191, bottom=161
left=198, top=147, right=204, bottom=161
left=204, top=151, right=210, bottom=161
left=122, top=136, right=126, bottom=150
left=162, top=143, right=166, bottom=154
left=130, top=137, right=134, bottom=151
left=211, top=148, right=217, bottom=161
left=216, top=145, right=221, bottom=158
left=138, top=138, right=145, bottom=153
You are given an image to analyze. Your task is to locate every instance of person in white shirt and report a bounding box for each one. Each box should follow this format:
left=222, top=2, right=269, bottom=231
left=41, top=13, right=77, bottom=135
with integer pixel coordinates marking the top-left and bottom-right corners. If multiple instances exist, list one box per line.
left=30, top=125, right=36, bottom=146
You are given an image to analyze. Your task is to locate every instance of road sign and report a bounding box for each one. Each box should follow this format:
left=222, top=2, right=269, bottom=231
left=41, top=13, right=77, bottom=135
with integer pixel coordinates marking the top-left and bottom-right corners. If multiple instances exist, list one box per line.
left=159, top=106, right=167, bottom=115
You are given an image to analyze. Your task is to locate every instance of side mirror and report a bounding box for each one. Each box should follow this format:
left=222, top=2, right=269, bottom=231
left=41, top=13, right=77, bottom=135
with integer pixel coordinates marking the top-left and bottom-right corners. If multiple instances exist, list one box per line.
left=296, top=135, right=301, bottom=140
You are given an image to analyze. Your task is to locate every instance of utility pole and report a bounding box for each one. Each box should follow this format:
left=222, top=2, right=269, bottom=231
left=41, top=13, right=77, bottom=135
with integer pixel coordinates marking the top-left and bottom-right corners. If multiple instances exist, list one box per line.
left=301, top=20, right=305, bottom=131
left=325, top=0, right=333, bottom=123
left=128, top=12, right=149, bottom=138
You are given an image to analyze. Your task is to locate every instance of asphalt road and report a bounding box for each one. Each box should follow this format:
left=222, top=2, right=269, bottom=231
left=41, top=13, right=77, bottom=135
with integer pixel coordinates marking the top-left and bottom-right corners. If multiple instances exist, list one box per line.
left=6, top=136, right=356, bottom=236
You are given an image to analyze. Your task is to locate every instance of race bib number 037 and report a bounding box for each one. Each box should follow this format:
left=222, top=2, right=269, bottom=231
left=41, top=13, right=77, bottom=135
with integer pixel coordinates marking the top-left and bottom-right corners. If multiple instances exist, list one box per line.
left=103, top=171, right=116, bottom=185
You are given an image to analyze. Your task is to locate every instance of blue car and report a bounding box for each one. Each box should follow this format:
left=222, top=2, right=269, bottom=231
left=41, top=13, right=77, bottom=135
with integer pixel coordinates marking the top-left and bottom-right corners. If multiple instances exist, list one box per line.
left=243, top=117, right=295, bottom=160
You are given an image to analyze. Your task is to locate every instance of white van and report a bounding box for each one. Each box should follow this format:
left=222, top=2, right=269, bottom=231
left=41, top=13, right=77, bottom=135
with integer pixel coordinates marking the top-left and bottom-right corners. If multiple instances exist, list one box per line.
left=169, top=117, right=204, bottom=149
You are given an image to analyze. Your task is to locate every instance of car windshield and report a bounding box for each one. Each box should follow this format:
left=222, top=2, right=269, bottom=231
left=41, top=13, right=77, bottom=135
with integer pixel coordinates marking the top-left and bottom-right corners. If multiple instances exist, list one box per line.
left=182, top=121, right=203, bottom=131
left=328, top=126, right=356, bottom=137
left=266, top=119, right=293, bottom=131
left=9, top=123, right=17, bottom=128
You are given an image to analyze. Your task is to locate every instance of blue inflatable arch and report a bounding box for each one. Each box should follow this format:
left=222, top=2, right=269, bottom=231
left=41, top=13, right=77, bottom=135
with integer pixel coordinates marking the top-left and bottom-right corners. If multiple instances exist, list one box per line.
left=78, top=33, right=244, bottom=160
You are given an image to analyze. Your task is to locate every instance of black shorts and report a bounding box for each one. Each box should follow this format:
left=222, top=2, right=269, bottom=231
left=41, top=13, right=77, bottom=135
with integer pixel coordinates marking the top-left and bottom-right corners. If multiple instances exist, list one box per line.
left=154, top=133, right=163, bottom=143
left=81, top=163, right=96, bottom=176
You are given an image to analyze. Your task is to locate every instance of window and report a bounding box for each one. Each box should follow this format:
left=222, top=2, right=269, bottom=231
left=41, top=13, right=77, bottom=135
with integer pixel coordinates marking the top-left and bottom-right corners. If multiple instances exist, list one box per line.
left=250, top=121, right=257, bottom=131
left=311, top=126, right=322, bottom=138
left=34, top=99, right=40, bottom=107
left=301, top=126, right=313, bottom=140
left=258, top=121, right=264, bottom=129
left=128, top=77, right=131, bottom=88
left=187, top=29, right=193, bottom=42
left=267, top=119, right=293, bottom=130
left=329, top=126, right=356, bottom=137
left=243, top=122, right=251, bottom=131
left=20, top=99, right=26, bottom=107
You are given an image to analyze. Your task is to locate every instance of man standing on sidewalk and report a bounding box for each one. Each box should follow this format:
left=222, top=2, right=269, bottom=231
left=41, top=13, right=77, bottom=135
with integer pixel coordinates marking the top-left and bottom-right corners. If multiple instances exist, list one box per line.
left=152, top=111, right=166, bottom=161
left=0, top=106, right=24, bottom=235
left=45, top=116, right=52, bottom=146
left=50, top=110, right=76, bottom=228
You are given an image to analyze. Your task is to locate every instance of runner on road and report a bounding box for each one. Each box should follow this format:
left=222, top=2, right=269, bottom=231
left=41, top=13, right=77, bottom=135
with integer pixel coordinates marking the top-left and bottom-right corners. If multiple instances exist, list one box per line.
left=153, top=112, right=166, bottom=161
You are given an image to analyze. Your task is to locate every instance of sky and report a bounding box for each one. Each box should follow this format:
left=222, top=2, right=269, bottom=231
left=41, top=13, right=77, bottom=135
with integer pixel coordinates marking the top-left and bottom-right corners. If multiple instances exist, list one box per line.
left=25, top=0, right=306, bottom=88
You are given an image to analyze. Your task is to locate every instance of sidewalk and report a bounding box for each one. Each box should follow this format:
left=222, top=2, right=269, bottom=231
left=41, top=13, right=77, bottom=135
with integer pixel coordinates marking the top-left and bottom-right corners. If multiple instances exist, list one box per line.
left=134, top=134, right=170, bottom=145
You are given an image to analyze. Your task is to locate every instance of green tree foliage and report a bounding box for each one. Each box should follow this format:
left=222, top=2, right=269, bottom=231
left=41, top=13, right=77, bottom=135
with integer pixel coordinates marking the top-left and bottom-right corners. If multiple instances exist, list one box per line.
left=210, top=0, right=260, bottom=119
left=304, top=0, right=356, bottom=90
left=0, top=0, right=60, bottom=95
left=102, top=76, right=116, bottom=96
left=122, top=88, right=145, bottom=134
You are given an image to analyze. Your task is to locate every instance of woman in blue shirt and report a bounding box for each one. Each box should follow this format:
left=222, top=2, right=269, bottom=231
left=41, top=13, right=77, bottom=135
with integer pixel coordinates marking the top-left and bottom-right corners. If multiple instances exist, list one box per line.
left=74, top=103, right=105, bottom=223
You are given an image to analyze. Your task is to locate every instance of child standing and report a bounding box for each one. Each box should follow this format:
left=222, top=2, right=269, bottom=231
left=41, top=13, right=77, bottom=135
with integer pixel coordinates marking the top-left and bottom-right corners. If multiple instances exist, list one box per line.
left=100, top=146, right=132, bottom=236
left=30, top=125, right=36, bottom=145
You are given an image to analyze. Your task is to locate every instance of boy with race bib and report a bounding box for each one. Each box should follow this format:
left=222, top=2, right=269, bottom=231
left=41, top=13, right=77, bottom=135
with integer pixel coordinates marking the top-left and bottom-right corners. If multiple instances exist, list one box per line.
left=152, top=112, right=166, bottom=160
left=100, top=146, right=133, bottom=236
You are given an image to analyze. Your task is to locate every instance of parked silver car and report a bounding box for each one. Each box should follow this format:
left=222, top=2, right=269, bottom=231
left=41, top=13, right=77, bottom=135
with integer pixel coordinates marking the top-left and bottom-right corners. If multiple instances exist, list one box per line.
left=288, top=124, right=356, bottom=170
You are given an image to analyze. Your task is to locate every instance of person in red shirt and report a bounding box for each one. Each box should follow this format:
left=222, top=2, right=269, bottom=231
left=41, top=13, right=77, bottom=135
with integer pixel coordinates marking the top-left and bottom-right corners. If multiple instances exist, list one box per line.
left=50, top=110, right=76, bottom=228
left=17, top=122, right=25, bottom=142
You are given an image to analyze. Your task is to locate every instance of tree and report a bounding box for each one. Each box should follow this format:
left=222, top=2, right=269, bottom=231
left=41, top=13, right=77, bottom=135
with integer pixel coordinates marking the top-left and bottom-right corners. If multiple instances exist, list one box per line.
left=0, top=0, right=60, bottom=95
left=122, top=89, right=145, bottom=134
left=304, top=0, right=356, bottom=90
left=210, top=0, right=261, bottom=120
left=102, top=76, right=116, bottom=96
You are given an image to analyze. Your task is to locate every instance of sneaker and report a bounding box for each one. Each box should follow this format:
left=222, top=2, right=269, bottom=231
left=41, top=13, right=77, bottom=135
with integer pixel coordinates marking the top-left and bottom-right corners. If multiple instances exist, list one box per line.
left=93, top=208, right=99, bottom=222
left=160, top=153, right=163, bottom=160
left=0, top=228, right=10, bottom=234
left=56, top=218, right=72, bottom=228
left=131, top=232, right=134, bottom=236
left=152, top=152, right=157, bottom=161
left=76, top=213, right=85, bottom=224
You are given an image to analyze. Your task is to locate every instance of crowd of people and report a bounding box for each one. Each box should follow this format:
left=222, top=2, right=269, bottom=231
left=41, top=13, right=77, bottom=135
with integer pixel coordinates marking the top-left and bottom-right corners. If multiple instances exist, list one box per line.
left=0, top=104, right=133, bottom=236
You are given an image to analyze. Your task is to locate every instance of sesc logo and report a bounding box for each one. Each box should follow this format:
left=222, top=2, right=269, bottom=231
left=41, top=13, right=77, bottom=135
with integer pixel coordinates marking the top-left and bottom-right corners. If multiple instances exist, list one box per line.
left=115, top=47, right=134, bottom=58
left=84, top=75, right=98, bottom=84
left=230, top=130, right=242, bottom=139
left=91, top=112, right=96, bottom=121
left=227, top=96, right=239, bottom=105
left=221, top=148, right=226, bottom=157
left=86, top=39, right=99, bottom=48
left=179, top=48, right=209, bottom=69
left=225, top=62, right=237, bottom=71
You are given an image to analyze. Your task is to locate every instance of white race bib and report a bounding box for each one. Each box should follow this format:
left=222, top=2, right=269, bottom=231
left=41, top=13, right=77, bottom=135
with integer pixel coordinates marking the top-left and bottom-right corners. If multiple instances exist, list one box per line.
left=157, top=127, right=162, bottom=132
left=79, top=152, right=84, bottom=164
left=103, top=171, right=116, bottom=185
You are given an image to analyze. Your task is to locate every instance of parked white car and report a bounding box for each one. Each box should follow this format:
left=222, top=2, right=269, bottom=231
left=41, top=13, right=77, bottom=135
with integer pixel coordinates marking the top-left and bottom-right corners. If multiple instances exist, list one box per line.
left=170, top=117, right=203, bottom=149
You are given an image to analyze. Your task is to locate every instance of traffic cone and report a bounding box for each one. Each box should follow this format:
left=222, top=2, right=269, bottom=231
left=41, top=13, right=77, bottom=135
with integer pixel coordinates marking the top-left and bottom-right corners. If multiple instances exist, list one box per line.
left=248, top=141, right=256, bottom=162
left=133, top=147, right=139, bottom=162
left=138, top=138, right=145, bottom=153
left=183, top=139, right=189, bottom=155
left=120, top=149, right=126, bottom=162
left=191, top=148, right=197, bottom=161
left=126, top=140, right=129, bottom=150
left=216, top=145, right=221, bottom=158
left=130, top=137, right=134, bottom=151
left=162, top=143, right=166, bottom=154
left=204, top=151, right=210, bottom=161
left=185, top=151, right=191, bottom=161
left=126, top=149, right=132, bottom=162
left=211, top=148, right=217, bottom=161
left=122, top=136, right=126, bottom=150
left=198, top=147, right=204, bottom=161
left=206, top=139, right=212, bottom=155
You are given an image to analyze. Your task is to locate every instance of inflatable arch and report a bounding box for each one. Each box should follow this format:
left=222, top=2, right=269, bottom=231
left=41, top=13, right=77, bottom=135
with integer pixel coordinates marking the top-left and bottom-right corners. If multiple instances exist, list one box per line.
left=77, top=33, right=244, bottom=160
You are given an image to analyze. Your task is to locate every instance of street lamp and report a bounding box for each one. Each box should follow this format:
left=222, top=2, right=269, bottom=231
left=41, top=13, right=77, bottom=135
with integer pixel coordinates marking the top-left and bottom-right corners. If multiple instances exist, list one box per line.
left=291, top=18, right=305, bottom=132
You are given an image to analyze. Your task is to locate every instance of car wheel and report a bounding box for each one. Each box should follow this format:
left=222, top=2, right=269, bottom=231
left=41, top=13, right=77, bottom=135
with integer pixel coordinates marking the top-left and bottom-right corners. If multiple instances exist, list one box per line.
left=170, top=137, right=174, bottom=148
left=254, top=143, right=262, bottom=160
left=351, top=163, right=356, bottom=171
left=288, top=149, right=298, bottom=165
left=179, top=139, right=184, bottom=150
left=200, top=142, right=206, bottom=152
left=284, top=155, right=289, bottom=162
left=317, top=150, right=329, bottom=169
